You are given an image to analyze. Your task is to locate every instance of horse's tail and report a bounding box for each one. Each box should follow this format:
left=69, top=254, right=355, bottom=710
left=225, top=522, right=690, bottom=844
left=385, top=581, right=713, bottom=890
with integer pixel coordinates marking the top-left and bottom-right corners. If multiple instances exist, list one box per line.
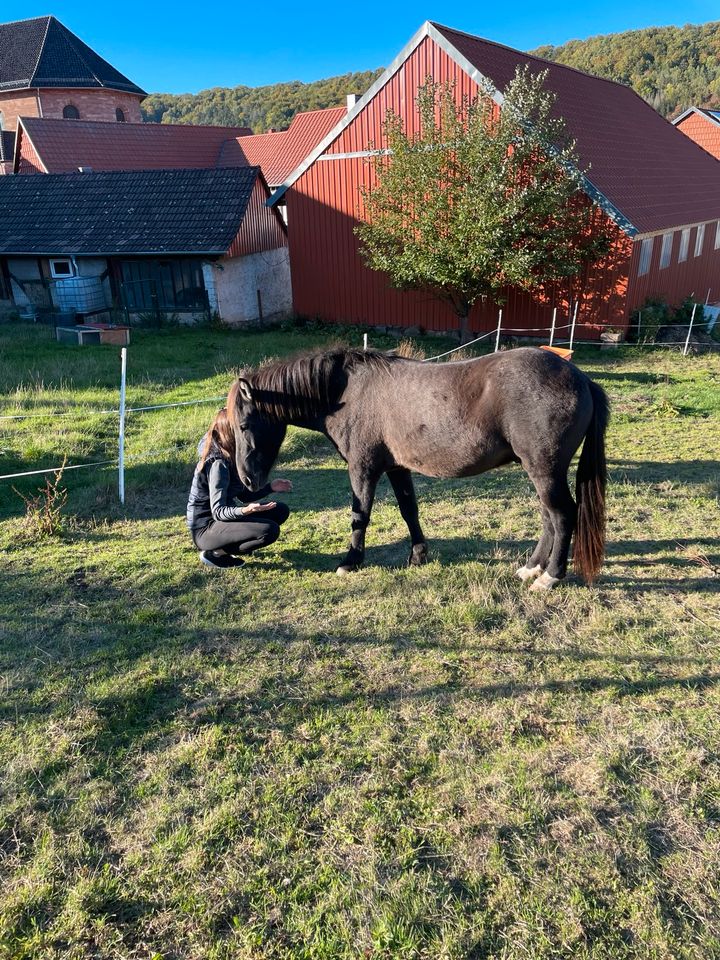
left=573, top=380, right=610, bottom=584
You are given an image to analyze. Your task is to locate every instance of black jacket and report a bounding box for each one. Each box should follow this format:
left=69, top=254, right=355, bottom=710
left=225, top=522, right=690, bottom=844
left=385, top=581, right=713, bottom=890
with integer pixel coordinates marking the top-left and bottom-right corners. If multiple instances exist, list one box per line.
left=186, top=443, right=272, bottom=532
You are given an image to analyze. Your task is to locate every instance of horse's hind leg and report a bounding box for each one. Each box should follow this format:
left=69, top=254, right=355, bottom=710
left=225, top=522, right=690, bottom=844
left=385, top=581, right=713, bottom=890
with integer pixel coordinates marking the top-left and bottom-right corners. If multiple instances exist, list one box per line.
left=516, top=506, right=554, bottom=582
left=387, top=467, right=428, bottom=566
left=526, top=474, right=577, bottom=591
left=336, top=466, right=380, bottom=575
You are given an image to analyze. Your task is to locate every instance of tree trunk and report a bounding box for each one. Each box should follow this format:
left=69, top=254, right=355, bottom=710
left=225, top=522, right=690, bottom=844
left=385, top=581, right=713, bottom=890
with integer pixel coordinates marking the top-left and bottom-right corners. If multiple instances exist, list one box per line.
left=456, top=304, right=471, bottom=344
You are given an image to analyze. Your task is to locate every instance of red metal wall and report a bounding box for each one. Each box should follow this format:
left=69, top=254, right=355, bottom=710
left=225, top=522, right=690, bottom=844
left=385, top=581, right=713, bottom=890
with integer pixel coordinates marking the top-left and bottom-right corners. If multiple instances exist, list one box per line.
left=287, top=36, right=636, bottom=339
left=228, top=176, right=287, bottom=258
left=627, top=222, right=720, bottom=312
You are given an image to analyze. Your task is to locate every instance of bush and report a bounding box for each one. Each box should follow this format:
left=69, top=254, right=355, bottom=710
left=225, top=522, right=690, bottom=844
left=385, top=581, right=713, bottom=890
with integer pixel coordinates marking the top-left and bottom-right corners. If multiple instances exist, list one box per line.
left=13, top=459, right=69, bottom=538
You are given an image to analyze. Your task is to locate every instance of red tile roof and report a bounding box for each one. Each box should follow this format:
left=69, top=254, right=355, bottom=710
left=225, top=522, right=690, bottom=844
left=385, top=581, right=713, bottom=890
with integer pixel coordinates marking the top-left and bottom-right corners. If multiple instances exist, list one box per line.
left=431, top=23, right=720, bottom=235
left=217, top=106, right=346, bottom=186
left=16, top=117, right=253, bottom=174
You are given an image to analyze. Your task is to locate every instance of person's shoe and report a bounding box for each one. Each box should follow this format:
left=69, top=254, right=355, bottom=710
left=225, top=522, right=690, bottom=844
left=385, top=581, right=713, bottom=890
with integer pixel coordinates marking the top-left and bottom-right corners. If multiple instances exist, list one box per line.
left=199, top=550, right=245, bottom=569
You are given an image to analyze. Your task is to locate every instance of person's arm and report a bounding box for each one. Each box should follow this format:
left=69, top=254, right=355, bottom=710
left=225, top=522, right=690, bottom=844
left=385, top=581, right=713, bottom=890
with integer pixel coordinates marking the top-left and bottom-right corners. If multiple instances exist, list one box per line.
left=208, top=460, right=256, bottom=521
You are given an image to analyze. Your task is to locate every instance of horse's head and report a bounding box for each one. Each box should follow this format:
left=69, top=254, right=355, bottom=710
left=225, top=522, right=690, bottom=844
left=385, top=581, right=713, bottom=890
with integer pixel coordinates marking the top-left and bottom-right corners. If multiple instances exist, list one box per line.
left=229, top=377, right=287, bottom=493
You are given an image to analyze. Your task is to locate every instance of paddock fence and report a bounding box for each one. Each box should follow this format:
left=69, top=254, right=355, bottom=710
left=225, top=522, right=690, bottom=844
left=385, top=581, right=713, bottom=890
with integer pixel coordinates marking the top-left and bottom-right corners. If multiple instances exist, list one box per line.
left=1, top=310, right=719, bottom=506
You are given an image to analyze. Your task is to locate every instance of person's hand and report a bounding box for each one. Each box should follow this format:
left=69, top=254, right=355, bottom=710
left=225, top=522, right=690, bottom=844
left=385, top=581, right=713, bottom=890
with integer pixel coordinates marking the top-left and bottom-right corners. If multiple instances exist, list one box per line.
left=271, top=478, right=293, bottom=493
left=242, top=501, right=277, bottom=515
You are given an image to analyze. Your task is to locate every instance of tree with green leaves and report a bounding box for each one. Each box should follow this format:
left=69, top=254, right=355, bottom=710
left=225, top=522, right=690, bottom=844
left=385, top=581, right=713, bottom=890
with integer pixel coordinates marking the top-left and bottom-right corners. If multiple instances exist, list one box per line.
left=355, top=68, right=611, bottom=339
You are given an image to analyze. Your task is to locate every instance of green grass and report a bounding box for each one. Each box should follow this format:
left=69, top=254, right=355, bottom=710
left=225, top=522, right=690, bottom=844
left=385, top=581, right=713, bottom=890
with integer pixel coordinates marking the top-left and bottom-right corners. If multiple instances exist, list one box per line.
left=1, top=323, right=719, bottom=959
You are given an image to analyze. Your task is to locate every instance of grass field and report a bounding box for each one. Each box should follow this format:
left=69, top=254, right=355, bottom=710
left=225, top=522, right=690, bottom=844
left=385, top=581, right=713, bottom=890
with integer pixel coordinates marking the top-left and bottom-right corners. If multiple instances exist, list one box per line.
left=1, top=323, right=719, bottom=960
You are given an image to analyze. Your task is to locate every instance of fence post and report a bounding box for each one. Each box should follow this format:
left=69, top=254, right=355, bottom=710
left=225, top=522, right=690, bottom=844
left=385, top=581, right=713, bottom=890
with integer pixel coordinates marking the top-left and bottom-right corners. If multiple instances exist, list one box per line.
left=549, top=307, right=557, bottom=346
left=683, top=303, right=698, bottom=357
left=569, top=301, right=579, bottom=350
left=494, top=309, right=503, bottom=353
left=363, top=332, right=368, bottom=351
left=119, top=347, right=127, bottom=505
left=637, top=310, right=642, bottom=343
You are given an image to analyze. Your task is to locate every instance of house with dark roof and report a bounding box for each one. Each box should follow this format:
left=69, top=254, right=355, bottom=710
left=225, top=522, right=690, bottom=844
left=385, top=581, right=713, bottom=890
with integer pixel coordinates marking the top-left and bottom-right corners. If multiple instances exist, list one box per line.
left=269, top=21, right=720, bottom=337
left=673, top=107, right=720, bottom=161
left=0, top=167, right=291, bottom=326
left=0, top=14, right=146, bottom=171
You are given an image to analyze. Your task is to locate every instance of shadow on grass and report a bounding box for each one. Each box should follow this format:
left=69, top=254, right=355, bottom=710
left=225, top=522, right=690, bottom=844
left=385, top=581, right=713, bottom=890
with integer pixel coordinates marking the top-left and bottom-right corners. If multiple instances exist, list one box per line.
left=609, top=460, right=720, bottom=495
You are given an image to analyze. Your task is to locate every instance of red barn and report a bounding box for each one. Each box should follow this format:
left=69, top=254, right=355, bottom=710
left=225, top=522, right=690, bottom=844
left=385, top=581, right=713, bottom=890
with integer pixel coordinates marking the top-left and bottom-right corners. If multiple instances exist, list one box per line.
left=270, top=22, right=720, bottom=339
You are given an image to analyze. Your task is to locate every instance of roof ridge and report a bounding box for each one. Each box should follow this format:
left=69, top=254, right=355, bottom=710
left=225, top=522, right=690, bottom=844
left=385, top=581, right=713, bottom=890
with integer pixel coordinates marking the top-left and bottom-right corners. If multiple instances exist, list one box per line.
left=431, top=21, right=638, bottom=93
left=0, top=14, right=52, bottom=27
left=20, top=116, right=253, bottom=132
left=28, top=14, right=53, bottom=86
left=50, top=18, right=108, bottom=88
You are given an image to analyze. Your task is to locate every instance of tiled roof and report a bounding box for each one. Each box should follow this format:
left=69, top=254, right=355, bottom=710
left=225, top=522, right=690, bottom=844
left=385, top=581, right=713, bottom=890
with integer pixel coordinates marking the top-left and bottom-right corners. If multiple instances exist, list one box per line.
left=0, top=130, right=15, bottom=162
left=218, top=106, right=346, bottom=186
left=16, top=117, right=253, bottom=174
left=0, top=15, right=146, bottom=95
left=431, top=23, right=720, bottom=235
left=0, top=167, right=262, bottom=255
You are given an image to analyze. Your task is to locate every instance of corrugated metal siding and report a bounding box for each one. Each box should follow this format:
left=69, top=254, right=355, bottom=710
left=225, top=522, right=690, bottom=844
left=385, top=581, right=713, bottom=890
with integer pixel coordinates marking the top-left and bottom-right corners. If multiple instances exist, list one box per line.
left=676, top=113, right=720, bottom=161
left=227, top=177, right=287, bottom=258
left=627, top=221, right=720, bottom=310
left=289, top=36, right=633, bottom=338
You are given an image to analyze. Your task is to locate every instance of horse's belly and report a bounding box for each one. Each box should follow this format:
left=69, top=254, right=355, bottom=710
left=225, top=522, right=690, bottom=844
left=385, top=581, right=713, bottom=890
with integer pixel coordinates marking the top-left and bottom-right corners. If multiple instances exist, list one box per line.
left=390, top=429, right=510, bottom=478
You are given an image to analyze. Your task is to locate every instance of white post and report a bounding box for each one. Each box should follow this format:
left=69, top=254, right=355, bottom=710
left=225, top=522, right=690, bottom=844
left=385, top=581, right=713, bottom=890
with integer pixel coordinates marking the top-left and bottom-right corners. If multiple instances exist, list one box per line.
left=363, top=332, right=368, bottom=351
left=119, top=347, right=127, bottom=505
left=637, top=310, right=642, bottom=343
left=494, top=308, right=503, bottom=353
left=549, top=307, right=557, bottom=346
left=706, top=288, right=711, bottom=305
left=683, top=303, right=698, bottom=357
left=569, top=301, right=579, bottom=350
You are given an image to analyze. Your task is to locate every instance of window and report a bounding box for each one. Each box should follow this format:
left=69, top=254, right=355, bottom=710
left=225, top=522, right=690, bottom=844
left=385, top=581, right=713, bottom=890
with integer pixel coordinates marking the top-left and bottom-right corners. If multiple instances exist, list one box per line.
left=49, top=259, right=75, bottom=279
left=678, top=228, right=690, bottom=262
left=695, top=223, right=706, bottom=257
left=638, top=237, right=653, bottom=276
left=659, top=232, right=673, bottom=269
left=115, top=107, right=126, bottom=122
left=62, top=104, right=80, bottom=119
left=118, top=259, right=207, bottom=312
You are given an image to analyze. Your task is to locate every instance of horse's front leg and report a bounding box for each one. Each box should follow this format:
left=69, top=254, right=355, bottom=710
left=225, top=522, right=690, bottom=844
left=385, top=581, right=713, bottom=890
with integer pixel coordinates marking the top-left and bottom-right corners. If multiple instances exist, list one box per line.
left=336, top=465, right=379, bottom=575
left=386, top=467, right=429, bottom=566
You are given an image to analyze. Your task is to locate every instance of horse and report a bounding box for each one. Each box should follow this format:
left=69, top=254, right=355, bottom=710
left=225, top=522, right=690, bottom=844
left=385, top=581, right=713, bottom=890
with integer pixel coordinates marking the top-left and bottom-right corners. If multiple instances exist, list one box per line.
left=228, top=345, right=609, bottom=590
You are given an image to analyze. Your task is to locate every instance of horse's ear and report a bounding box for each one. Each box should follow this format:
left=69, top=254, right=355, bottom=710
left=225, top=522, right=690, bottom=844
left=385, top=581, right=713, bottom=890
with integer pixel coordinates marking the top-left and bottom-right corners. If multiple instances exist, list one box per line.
left=237, top=379, right=253, bottom=404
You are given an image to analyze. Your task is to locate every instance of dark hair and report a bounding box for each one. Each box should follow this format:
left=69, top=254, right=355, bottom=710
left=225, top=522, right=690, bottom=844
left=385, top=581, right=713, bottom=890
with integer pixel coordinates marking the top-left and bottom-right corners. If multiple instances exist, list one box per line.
left=198, top=406, right=235, bottom=468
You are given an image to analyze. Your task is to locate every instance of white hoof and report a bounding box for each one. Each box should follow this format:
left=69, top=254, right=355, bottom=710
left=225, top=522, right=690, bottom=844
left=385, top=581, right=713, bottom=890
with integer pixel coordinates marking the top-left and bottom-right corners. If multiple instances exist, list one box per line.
left=529, top=571, right=562, bottom=592
left=516, top=564, right=543, bottom=582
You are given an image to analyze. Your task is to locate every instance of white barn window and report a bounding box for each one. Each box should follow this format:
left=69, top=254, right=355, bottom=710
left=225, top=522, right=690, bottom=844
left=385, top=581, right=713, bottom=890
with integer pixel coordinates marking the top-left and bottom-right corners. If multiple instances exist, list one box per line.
left=659, top=233, right=673, bottom=269
left=678, top=228, right=690, bottom=262
left=695, top=223, right=706, bottom=257
left=638, top=237, right=653, bottom=276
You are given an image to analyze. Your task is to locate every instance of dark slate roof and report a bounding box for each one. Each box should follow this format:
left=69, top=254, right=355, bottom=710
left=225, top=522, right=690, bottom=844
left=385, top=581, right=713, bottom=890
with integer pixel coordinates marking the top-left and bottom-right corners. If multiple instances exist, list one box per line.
left=0, top=15, right=146, bottom=95
left=0, top=167, right=262, bottom=256
left=0, top=129, right=15, bottom=162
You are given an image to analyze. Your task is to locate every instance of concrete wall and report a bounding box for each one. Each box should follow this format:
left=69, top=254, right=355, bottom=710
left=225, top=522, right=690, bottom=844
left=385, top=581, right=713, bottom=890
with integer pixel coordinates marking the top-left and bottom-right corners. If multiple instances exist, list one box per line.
left=207, top=248, right=292, bottom=325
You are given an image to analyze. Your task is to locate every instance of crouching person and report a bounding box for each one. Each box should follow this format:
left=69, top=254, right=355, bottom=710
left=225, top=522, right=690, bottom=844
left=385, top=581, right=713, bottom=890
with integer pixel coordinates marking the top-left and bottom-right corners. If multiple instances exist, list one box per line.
left=186, top=407, right=292, bottom=569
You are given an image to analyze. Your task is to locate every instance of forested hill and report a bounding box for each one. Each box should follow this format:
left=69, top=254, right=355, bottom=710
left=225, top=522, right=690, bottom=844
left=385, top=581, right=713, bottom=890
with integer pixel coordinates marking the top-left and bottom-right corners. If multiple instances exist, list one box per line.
left=140, top=69, right=384, bottom=131
left=141, top=20, right=720, bottom=130
left=532, top=20, right=720, bottom=117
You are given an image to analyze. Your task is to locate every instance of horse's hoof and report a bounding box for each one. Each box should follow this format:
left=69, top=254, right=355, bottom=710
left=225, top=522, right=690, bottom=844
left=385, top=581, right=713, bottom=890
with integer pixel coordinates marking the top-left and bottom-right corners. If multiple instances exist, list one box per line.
left=529, top=571, right=562, bottom=591
left=336, top=564, right=358, bottom=576
left=408, top=544, right=429, bottom=566
left=516, top=564, right=543, bottom=582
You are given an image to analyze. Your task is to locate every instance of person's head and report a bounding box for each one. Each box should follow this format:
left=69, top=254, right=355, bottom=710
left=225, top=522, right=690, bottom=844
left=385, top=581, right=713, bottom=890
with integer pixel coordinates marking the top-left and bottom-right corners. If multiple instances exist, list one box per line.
left=199, top=407, right=234, bottom=467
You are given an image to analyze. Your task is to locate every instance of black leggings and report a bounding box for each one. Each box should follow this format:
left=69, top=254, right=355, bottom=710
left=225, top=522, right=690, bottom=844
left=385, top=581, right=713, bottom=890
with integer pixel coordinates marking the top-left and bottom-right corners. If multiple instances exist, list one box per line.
left=192, top=503, right=290, bottom=556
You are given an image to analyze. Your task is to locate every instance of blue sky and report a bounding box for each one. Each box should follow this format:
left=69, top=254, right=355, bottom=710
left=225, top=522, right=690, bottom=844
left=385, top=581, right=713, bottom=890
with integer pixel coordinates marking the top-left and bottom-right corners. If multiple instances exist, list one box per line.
left=4, top=1, right=718, bottom=94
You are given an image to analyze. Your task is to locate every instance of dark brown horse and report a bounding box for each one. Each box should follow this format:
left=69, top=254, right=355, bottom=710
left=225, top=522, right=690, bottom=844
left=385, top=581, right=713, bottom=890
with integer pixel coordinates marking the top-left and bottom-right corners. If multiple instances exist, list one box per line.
left=228, top=346, right=609, bottom=589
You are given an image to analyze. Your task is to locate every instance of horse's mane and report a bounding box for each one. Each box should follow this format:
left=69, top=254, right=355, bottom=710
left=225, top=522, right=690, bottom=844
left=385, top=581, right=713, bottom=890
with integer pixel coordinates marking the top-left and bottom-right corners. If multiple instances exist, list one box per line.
left=242, top=347, right=399, bottom=421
